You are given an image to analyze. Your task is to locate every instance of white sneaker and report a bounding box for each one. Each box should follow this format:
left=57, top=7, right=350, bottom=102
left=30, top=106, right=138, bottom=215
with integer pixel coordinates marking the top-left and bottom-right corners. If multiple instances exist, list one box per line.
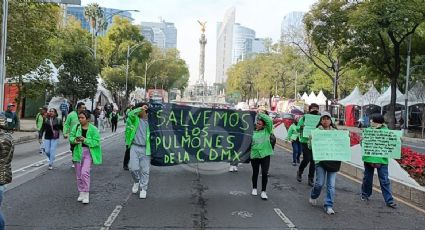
left=82, top=192, right=89, bottom=204
left=233, top=166, right=238, bottom=172
left=251, top=189, right=258, bottom=196
left=71, top=164, right=75, bottom=168
left=260, top=191, right=268, bottom=200
left=309, top=198, right=317, bottom=206
left=132, top=183, right=139, bottom=194
left=139, top=190, right=147, bottom=199
left=229, top=166, right=234, bottom=172
left=325, top=207, right=335, bottom=215
left=77, top=192, right=83, bottom=202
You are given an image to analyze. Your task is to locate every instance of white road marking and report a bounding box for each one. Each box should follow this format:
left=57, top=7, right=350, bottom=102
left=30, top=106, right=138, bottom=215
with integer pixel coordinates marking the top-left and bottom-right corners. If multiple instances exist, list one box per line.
left=100, top=205, right=123, bottom=230
left=231, top=210, right=253, bottom=218
left=274, top=208, right=297, bottom=230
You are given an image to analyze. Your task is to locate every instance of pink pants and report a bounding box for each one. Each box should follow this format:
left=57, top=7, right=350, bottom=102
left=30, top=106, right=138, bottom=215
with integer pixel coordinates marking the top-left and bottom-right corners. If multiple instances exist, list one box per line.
left=75, top=147, right=92, bottom=192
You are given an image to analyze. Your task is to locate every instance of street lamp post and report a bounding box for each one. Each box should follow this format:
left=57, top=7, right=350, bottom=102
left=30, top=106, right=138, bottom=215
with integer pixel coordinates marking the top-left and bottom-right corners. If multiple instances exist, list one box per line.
left=125, top=42, right=146, bottom=104
left=144, top=58, right=166, bottom=100
left=404, top=64, right=425, bottom=132
left=0, top=0, right=9, bottom=111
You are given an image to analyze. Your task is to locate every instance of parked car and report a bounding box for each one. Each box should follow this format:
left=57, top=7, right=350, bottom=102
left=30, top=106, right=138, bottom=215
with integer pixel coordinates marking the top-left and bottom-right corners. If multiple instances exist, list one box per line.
left=273, top=113, right=295, bottom=129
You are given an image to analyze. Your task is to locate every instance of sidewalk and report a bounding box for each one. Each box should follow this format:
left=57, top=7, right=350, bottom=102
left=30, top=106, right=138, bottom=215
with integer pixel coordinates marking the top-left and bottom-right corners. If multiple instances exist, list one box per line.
left=11, top=119, right=38, bottom=145
left=339, top=125, right=425, bottom=144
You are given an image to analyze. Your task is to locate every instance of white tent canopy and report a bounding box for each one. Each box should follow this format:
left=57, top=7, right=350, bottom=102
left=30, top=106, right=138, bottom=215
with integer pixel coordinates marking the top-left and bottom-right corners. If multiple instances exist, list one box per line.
left=360, top=85, right=381, bottom=106
left=376, top=86, right=405, bottom=107
left=301, top=92, right=308, bottom=101
left=306, top=91, right=317, bottom=105
left=398, top=82, right=425, bottom=106
left=339, top=86, right=363, bottom=106
left=316, top=90, right=327, bottom=106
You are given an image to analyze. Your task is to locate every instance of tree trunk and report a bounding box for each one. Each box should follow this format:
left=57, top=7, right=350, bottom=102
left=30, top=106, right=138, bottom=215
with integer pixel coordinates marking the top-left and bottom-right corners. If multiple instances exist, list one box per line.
left=387, top=44, right=402, bottom=129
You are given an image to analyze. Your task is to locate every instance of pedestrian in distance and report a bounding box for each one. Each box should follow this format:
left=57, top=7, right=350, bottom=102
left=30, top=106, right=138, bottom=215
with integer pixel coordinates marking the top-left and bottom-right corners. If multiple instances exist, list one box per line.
left=250, top=110, right=274, bottom=200
left=125, top=103, right=151, bottom=199
left=0, top=123, right=14, bottom=230
left=98, top=108, right=106, bottom=132
left=64, top=102, right=86, bottom=168
left=70, top=110, right=102, bottom=204
left=360, top=114, right=397, bottom=208
left=287, top=116, right=302, bottom=166
left=308, top=111, right=341, bottom=215
left=297, top=103, right=320, bottom=186
left=60, top=99, right=69, bottom=123
left=36, top=107, right=48, bottom=154
left=38, top=108, right=62, bottom=170
left=2, top=104, right=18, bottom=132
left=109, top=109, right=119, bottom=133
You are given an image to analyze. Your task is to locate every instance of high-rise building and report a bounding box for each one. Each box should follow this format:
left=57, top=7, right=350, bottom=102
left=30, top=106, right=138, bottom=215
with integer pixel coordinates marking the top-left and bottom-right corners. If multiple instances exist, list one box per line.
left=232, top=23, right=256, bottom=64
left=280, top=11, right=305, bottom=43
left=140, top=20, right=177, bottom=49
left=67, top=6, right=133, bottom=32
left=216, top=7, right=235, bottom=84
left=243, top=38, right=266, bottom=59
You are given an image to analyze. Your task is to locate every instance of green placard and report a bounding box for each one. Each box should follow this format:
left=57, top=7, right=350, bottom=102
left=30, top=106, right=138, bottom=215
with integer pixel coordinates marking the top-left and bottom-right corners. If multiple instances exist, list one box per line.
left=361, top=129, right=402, bottom=159
left=311, top=130, right=351, bottom=161
left=302, top=114, right=335, bottom=138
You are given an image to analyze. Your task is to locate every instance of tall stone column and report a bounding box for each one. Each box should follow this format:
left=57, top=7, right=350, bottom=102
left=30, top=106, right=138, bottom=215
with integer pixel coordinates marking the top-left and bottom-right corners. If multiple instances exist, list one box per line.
left=199, top=33, right=207, bottom=82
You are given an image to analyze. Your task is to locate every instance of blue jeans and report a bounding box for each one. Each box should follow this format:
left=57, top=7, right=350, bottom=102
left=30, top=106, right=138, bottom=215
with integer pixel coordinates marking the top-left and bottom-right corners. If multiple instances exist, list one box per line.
left=291, top=140, right=302, bottom=163
left=310, top=165, right=337, bottom=208
left=0, top=185, right=5, bottom=230
left=361, top=163, right=394, bottom=204
left=44, top=139, right=59, bottom=167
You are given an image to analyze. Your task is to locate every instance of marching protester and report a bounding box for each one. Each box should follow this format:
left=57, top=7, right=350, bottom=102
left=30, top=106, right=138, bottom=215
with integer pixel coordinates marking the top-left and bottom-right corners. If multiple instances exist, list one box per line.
left=308, top=111, right=340, bottom=215
left=360, top=114, right=397, bottom=208
left=60, top=99, right=69, bottom=123
left=125, top=103, right=151, bottom=198
left=64, top=102, right=86, bottom=167
left=39, top=108, right=62, bottom=170
left=297, top=103, right=320, bottom=186
left=287, top=116, right=302, bottom=166
left=70, top=110, right=102, bottom=204
left=0, top=122, right=14, bottom=230
left=250, top=110, right=274, bottom=200
left=110, top=109, right=119, bottom=133
left=98, top=107, right=106, bottom=132
left=36, top=107, right=48, bottom=154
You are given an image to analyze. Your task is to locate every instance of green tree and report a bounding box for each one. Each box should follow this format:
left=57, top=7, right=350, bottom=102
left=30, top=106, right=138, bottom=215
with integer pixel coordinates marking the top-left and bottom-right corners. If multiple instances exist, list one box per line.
left=3, top=0, right=60, bottom=125
left=57, top=48, right=99, bottom=105
left=101, top=66, right=137, bottom=109
left=347, top=0, right=425, bottom=128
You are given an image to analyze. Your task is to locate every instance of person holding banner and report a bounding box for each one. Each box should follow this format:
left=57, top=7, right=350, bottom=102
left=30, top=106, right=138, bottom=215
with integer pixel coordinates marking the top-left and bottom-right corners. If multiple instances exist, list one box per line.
left=360, top=114, right=397, bottom=208
left=287, top=117, right=302, bottom=166
left=309, top=112, right=341, bottom=215
left=125, top=103, right=151, bottom=199
left=250, top=112, right=274, bottom=200
left=70, top=111, right=102, bottom=204
left=297, top=103, right=320, bottom=186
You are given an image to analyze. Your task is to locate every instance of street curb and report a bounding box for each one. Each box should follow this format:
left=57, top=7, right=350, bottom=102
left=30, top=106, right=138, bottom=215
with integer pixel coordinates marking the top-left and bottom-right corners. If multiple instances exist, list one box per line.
left=12, top=132, right=39, bottom=145
left=276, top=139, right=425, bottom=209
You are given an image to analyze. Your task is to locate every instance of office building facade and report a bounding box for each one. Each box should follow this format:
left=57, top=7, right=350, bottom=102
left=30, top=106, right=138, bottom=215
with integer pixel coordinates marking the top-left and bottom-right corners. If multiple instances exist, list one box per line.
left=215, top=7, right=235, bottom=84
left=140, top=20, right=177, bottom=49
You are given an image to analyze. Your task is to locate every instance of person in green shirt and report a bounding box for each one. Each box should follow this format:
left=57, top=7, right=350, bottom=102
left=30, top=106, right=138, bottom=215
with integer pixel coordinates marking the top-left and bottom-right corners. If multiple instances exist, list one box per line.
left=125, top=103, right=151, bottom=199
left=360, top=114, right=397, bottom=208
left=64, top=102, right=86, bottom=149
left=297, top=103, right=320, bottom=186
left=36, top=107, right=48, bottom=154
left=70, top=110, right=102, bottom=204
left=287, top=116, right=302, bottom=166
left=250, top=112, right=273, bottom=200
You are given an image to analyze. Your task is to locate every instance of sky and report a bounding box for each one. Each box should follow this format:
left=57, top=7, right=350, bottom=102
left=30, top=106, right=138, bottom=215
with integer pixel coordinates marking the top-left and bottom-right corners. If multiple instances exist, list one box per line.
left=81, top=0, right=317, bottom=85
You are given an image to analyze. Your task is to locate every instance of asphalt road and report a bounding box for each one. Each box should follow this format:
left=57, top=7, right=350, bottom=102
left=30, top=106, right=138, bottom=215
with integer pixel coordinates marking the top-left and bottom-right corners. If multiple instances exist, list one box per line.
left=403, top=140, right=425, bottom=154
left=3, top=132, right=425, bottom=229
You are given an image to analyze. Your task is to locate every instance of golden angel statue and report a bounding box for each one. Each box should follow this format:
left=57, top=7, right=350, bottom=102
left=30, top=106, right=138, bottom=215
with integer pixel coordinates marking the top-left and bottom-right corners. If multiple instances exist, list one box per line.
left=197, top=20, right=207, bottom=33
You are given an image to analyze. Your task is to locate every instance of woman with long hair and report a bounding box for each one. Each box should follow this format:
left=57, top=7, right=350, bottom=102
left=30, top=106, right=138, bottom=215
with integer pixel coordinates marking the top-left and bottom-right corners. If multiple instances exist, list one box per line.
left=38, top=108, right=62, bottom=170
left=70, top=111, right=102, bottom=204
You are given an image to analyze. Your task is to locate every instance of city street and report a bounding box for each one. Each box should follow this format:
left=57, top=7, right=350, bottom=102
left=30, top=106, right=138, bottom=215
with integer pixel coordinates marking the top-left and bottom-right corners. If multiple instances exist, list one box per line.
left=3, top=131, right=425, bottom=229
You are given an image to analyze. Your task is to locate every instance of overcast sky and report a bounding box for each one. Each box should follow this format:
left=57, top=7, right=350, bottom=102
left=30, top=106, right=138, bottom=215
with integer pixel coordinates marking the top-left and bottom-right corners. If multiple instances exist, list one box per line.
left=81, top=0, right=317, bottom=85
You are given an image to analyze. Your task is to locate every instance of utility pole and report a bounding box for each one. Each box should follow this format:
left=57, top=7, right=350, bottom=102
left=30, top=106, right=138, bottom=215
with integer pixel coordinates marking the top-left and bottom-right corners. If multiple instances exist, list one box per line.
left=0, top=0, right=9, bottom=111
left=404, top=34, right=412, bottom=133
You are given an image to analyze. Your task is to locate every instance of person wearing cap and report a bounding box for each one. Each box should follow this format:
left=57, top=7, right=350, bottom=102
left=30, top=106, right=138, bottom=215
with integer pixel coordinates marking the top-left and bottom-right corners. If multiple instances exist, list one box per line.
left=360, top=114, right=397, bottom=208
left=3, top=104, right=18, bottom=131
left=297, top=103, right=320, bottom=186
left=250, top=110, right=274, bottom=200
left=308, top=111, right=340, bottom=215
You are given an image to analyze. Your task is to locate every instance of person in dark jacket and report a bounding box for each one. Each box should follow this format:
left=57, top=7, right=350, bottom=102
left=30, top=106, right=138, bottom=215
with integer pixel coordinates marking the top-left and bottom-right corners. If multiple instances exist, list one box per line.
left=39, top=108, right=62, bottom=170
left=3, top=104, right=18, bottom=131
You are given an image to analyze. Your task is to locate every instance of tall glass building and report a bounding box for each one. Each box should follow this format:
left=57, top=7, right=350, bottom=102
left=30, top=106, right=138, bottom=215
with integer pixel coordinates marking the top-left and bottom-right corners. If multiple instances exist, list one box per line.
left=232, top=23, right=256, bottom=64
left=140, top=21, right=177, bottom=49
left=280, top=11, right=305, bottom=44
left=215, top=7, right=235, bottom=84
left=67, top=6, right=133, bottom=32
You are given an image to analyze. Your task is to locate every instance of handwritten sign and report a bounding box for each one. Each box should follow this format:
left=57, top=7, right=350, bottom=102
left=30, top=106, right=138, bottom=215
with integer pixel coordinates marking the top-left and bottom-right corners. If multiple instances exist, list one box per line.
left=311, top=130, right=351, bottom=161
left=302, top=114, right=335, bottom=138
left=148, top=104, right=256, bottom=166
left=361, top=129, right=402, bottom=159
